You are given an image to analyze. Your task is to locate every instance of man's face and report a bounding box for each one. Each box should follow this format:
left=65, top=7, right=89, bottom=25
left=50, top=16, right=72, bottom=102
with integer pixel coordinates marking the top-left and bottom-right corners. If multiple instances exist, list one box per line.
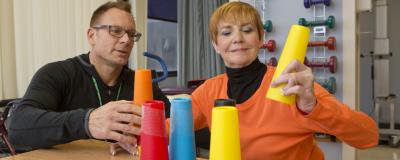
left=87, top=8, right=136, bottom=66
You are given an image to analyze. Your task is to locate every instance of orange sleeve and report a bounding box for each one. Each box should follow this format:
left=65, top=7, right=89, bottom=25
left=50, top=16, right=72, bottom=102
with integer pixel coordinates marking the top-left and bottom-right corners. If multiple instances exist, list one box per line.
left=303, top=83, right=379, bottom=149
left=191, top=82, right=209, bottom=131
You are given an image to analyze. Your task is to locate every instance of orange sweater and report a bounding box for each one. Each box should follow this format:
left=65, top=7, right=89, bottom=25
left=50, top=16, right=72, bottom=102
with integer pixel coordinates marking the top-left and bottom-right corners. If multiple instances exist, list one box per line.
left=189, top=67, right=378, bottom=160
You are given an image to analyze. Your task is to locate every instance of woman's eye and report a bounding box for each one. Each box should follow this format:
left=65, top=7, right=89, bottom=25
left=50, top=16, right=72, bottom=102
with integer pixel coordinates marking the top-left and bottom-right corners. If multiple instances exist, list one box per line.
left=221, top=31, right=231, bottom=36
left=243, top=27, right=253, bottom=33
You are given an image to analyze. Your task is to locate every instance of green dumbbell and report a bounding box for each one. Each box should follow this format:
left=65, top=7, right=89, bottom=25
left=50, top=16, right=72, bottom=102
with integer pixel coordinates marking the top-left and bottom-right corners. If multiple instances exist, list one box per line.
left=263, top=20, right=273, bottom=32
left=298, top=16, right=335, bottom=29
left=317, top=77, right=336, bottom=94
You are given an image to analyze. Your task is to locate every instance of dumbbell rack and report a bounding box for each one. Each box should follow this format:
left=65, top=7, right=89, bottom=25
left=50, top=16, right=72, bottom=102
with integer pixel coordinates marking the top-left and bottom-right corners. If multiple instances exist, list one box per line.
left=305, top=1, right=339, bottom=143
left=253, top=0, right=276, bottom=66
left=310, top=4, right=331, bottom=89
left=253, top=0, right=268, bottom=64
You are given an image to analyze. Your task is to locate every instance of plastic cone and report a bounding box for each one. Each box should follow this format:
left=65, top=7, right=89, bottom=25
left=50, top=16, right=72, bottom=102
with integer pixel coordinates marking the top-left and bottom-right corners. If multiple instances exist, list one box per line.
left=209, top=99, right=241, bottom=160
left=140, top=100, right=169, bottom=160
left=134, top=69, right=153, bottom=106
left=266, top=25, right=310, bottom=105
left=169, top=98, right=196, bottom=160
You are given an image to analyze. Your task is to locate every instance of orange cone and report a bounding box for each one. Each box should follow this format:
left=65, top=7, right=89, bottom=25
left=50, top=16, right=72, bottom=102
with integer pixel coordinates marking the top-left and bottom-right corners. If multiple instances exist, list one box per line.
left=134, top=69, right=153, bottom=105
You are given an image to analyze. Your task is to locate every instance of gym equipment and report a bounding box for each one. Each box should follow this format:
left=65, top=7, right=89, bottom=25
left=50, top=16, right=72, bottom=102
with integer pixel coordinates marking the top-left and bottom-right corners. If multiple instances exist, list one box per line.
left=261, top=40, right=276, bottom=52
left=298, top=16, right=335, bottom=29
left=374, top=95, right=400, bottom=147
left=304, top=0, right=331, bottom=8
left=140, top=101, right=169, bottom=160
left=263, top=20, right=273, bottom=32
left=143, top=52, right=168, bottom=82
left=268, top=57, right=278, bottom=67
left=210, top=99, right=241, bottom=160
left=308, top=36, right=336, bottom=50
left=304, top=56, right=338, bottom=73
left=169, top=98, right=196, bottom=160
left=316, top=77, right=336, bottom=94
left=266, top=25, right=310, bottom=105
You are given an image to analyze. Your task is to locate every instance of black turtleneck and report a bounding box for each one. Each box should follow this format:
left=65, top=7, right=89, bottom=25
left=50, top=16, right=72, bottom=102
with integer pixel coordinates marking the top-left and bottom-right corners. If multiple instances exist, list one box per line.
left=226, top=58, right=267, bottom=104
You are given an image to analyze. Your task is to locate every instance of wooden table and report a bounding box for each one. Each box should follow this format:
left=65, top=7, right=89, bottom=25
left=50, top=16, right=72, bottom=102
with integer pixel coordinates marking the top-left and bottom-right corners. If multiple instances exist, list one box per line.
left=1, top=140, right=206, bottom=160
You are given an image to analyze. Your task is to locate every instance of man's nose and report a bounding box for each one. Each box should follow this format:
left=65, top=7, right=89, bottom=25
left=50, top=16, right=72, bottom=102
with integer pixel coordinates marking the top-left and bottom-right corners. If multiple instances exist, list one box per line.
left=119, top=33, right=131, bottom=43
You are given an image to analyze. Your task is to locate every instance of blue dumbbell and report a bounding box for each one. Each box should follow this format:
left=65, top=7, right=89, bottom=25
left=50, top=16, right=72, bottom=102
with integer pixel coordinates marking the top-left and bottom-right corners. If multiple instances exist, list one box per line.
left=304, top=0, right=331, bottom=8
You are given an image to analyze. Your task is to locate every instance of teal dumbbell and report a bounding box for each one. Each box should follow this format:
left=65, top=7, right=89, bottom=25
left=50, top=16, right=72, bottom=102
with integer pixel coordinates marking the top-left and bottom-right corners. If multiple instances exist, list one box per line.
left=263, top=20, right=273, bottom=32
left=298, top=16, right=335, bottom=29
left=317, top=77, right=336, bottom=94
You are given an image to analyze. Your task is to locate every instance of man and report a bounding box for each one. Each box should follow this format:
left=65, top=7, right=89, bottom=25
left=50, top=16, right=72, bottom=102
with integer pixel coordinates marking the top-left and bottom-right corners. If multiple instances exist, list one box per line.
left=5, top=1, right=169, bottom=153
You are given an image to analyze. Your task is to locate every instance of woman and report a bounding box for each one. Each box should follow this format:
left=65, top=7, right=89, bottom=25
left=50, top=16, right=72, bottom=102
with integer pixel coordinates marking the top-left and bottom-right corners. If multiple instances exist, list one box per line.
left=190, top=2, right=378, bottom=160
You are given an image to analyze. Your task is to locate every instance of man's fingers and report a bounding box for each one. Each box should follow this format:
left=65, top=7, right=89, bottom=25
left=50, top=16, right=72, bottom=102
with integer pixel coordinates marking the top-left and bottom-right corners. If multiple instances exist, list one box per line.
left=113, top=103, right=142, bottom=115
left=110, top=123, right=141, bottom=135
left=110, top=143, right=123, bottom=156
left=118, top=142, right=137, bottom=155
left=108, top=131, right=137, bottom=144
left=112, top=113, right=141, bottom=125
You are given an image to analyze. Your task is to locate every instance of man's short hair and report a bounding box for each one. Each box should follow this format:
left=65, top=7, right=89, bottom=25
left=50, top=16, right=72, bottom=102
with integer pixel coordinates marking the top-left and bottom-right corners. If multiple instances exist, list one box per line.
left=90, top=1, right=133, bottom=27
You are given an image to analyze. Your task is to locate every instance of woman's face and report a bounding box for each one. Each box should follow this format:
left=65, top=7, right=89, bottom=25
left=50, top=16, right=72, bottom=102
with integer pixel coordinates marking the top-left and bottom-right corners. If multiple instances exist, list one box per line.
left=212, top=20, right=263, bottom=68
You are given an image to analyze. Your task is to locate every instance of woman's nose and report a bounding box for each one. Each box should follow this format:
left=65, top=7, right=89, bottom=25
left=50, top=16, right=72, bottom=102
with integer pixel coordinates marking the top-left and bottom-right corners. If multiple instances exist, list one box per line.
left=232, top=32, right=244, bottom=44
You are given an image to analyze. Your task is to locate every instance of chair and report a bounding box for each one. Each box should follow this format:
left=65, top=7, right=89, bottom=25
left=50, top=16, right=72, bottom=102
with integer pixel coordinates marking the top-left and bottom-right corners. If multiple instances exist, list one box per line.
left=161, top=79, right=210, bottom=151
left=0, top=99, right=18, bottom=155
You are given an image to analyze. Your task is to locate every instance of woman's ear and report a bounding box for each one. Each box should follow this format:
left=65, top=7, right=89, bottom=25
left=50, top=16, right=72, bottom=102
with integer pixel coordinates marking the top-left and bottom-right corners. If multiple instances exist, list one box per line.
left=212, top=41, right=220, bottom=54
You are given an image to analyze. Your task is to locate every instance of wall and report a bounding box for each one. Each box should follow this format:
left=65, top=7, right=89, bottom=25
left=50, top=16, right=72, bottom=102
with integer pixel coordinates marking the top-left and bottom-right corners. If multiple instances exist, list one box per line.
left=0, top=0, right=17, bottom=99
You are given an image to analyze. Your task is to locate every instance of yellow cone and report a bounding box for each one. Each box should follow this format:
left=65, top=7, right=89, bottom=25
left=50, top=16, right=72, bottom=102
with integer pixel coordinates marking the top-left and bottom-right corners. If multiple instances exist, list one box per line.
left=266, top=25, right=310, bottom=105
left=209, top=107, right=241, bottom=160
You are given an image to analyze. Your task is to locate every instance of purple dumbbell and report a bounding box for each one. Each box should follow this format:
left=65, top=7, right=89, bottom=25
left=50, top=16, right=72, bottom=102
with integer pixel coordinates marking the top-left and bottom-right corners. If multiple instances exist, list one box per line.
left=304, top=0, right=331, bottom=8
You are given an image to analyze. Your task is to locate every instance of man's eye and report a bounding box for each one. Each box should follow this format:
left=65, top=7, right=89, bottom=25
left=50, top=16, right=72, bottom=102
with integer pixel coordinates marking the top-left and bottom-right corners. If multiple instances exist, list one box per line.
left=111, top=28, right=123, bottom=34
left=127, top=32, right=135, bottom=38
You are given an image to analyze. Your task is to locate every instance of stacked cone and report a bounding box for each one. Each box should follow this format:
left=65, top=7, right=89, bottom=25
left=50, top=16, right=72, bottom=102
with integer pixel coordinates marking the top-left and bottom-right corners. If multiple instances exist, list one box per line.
left=209, top=99, right=241, bottom=160
left=134, top=69, right=153, bottom=106
left=133, top=69, right=154, bottom=158
left=140, top=100, right=169, bottom=160
left=169, top=98, right=196, bottom=160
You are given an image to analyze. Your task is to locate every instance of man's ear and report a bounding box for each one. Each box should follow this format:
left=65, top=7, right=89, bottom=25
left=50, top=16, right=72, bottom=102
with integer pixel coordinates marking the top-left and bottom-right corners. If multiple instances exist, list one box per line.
left=87, top=28, right=95, bottom=45
left=212, top=41, right=220, bottom=54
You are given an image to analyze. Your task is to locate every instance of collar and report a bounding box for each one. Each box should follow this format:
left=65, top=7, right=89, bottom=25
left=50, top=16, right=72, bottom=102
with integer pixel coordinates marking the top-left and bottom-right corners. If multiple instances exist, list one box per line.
left=77, top=53, right=129, bottom=88
left=226, top=58, right=266, bottom=84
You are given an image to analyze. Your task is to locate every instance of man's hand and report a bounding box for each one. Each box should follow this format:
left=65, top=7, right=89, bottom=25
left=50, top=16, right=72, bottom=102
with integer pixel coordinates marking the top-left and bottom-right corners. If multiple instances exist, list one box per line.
left=110, top=141, right=138, bottom=156
left=270, top=60, right=317, bottom=113
left=88, top=100, right=141, bottom=144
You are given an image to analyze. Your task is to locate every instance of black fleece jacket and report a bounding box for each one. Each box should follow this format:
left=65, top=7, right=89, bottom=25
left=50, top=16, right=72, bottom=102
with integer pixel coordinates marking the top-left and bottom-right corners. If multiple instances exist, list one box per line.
left=6, top=53, right=170, bottom=151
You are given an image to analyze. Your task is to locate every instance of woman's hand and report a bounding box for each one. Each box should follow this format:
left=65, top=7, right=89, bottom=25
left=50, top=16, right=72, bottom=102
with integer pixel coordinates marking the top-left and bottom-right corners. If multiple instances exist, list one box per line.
left=270, top=60, right=316, bottom=113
